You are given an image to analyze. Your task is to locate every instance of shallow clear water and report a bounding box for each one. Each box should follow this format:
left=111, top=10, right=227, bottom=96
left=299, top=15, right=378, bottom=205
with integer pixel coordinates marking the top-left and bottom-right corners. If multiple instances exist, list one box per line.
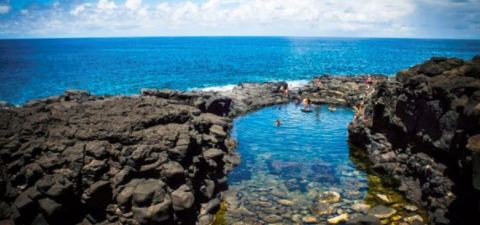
left=229, top=103, right=360, bottom=188
left=1, top=37, right=480, bottom=104
left=225, top=103, right=368, bottom=223
left=221, top=103, right=426, bottom=224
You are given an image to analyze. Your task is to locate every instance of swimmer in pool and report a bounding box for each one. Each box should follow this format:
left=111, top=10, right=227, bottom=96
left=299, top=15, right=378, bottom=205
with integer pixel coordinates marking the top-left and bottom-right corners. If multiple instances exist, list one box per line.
left=303, top=98, right=312, bottom=110
left=294, top=98, right=301, bottom=106
left=328, top=104, right=337, bottom=111
left=275, top=119, right=281, bottom=126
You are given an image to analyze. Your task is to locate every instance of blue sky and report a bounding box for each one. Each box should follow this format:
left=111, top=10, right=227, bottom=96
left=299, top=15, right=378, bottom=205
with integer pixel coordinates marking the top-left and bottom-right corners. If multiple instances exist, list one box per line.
left=0, top=0, right=479, bottom=39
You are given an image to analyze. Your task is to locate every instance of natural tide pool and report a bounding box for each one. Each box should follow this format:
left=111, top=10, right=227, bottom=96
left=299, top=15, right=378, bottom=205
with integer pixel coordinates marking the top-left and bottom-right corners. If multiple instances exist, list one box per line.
left=215, top=103, right=427, bottom=224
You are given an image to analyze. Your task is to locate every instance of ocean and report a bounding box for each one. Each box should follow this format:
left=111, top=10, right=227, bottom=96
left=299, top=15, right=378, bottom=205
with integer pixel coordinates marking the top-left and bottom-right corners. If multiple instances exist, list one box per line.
left=0, top=37, right=479, bottom=105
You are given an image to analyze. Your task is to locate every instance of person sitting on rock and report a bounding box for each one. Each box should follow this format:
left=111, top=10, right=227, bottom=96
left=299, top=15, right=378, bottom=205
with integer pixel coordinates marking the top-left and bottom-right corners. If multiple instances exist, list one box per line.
left=279, top=84, right=289, bottom=97
left=366, top=86, right=375, bottom=97
left=315, top=79, right=323, bottom=88
left=365, top=75, right=374, bottom=88
left=353, top=103, right=364, bottom=120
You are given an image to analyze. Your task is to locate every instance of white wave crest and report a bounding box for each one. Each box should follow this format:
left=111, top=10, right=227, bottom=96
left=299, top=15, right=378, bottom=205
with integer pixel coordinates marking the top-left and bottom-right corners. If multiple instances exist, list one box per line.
left=191, top=84, right=236, bottom=92
left=286, top=79, right=309, bottom=89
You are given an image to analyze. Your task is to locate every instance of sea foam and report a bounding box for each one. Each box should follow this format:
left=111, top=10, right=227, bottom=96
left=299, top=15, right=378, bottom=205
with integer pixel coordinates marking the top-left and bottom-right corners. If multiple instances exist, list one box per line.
left=286, top=79, right=310, bottom=90
left=191, top=84, right=237, bottom=92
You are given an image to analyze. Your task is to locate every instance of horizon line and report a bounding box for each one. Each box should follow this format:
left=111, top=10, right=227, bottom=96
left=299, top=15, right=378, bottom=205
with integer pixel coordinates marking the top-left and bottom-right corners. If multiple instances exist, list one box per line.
left=1, top=35, right=480, bottom=41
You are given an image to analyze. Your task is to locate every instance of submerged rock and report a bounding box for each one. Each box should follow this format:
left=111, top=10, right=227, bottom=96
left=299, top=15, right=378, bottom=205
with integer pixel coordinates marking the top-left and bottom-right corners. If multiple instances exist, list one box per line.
left=346, top=215, right=381, bottom=225
left=328, top=213, right=349, bottom=224
left=316, top=191, right=341, bottom=203
left=352, top=203, right=371, bottom=212
left=277, top=199, right=294, bottom=206
left=302, top=215, right=318, bottom=223
left=262, top=214, right=282, bottom=223
left=368, top=205, right=396, bottom=219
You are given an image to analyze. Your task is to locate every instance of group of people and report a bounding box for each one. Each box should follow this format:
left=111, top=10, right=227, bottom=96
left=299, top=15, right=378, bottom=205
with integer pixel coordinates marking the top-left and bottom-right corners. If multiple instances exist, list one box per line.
left=353, top=75, right=376, bottom=122
left=275, top=75, right=376, bottom=126
left=276, top=97, right=312, bottom=126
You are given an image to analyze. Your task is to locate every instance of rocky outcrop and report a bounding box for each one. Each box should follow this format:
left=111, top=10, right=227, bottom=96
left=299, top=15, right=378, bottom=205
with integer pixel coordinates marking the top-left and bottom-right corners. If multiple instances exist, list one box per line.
left=2, top=61, right=463, bottom=225
left=141, top=81, right=291, bottom=118
left=0, top=91, right=239, bottom=225
left=348, top=56, right=480, bottom=225
left=299, top=75, right=388, bottom=106
left=0, top=80, right=304, bottom=225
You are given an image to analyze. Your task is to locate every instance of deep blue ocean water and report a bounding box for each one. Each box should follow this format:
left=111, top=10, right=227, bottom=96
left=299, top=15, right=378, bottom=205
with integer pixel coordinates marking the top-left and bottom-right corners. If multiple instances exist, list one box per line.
left=1, top=37, right=479, bottom=104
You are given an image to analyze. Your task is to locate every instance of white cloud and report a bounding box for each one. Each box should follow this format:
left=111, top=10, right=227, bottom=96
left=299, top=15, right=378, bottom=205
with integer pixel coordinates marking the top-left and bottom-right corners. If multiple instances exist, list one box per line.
left=0, top=4, right=11, bottom=14
left=97, top=0, right=117, bottom=10
left=2, top=0, right=479, bottom=38
left=71, top=4, right=90, bottom=16
left=125, top=0, right=142, bottom=10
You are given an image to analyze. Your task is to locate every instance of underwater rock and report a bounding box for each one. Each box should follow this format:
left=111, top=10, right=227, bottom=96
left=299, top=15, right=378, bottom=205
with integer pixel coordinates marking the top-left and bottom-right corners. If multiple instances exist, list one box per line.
left=346, top=215, right=381, bottom=225
left=277, top=199, right=294, bottom=206
left=403, top=204, right=418, bottom=212
left=302, top=215, right=318, bottom=223
left=316, top=191, right=341, bottom=203
left=352, top=203, right=371, bottom=212
left=368, top=205, right=396, bottom=219
left=291, top=214, right=302, bottom=223
left=404, top=215, right=424, bottom=223
left=328, top=213, right=349, bottom=224
left=262, top=214, right=282, bottom=223
left=310, top=201, right=336, bottom=215
left=375, top=194, right=391, bottom=204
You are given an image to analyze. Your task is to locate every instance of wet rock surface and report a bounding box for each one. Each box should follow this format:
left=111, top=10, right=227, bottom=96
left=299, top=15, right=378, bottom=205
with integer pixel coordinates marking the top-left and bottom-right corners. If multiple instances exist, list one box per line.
left=348, top=56, right=480, bottom=225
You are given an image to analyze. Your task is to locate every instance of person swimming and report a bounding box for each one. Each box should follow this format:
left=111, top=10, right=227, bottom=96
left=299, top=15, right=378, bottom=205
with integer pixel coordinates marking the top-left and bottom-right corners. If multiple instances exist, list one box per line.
left=302, top=97, right=312, bottom=111
left=328, top=104, right=337, bottom=111
left=275, top=119, right=281, bottom=126
left=294, top=98, right=300, bottom=105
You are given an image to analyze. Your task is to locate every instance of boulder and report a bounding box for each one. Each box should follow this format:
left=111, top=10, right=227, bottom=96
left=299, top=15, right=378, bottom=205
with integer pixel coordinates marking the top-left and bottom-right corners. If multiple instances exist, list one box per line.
left=205, top=97, right=231, bottom=116
left=132, top=180, right=166, bottom=207
left=368, top=205, right=396, bottom=219
left=171, top=185, right=195, bottom=211
left=346, top=215, right=381, bottom=225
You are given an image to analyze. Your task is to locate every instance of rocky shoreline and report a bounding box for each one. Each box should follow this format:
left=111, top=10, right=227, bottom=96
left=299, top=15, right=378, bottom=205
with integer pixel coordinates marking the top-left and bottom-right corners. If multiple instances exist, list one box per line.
left=0, top=56, right=478, bottom=225
left=349, top=56, right=480, bottom=225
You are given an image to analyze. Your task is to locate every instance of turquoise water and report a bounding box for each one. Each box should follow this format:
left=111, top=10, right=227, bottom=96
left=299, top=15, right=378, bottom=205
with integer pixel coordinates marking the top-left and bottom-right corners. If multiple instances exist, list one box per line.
left=225, top=103, right=370, bottom=223
left=1, top=37, right=479, bottom=104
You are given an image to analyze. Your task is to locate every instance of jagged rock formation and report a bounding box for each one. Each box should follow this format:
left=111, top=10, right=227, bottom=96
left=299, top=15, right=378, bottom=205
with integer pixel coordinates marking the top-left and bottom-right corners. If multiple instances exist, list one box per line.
left=141, top=81, right=292, bottom=118
left=0, top=91, right=240, bottom=225
left=349, top=56, right=480, bottom=225
left=0, top=81, right=299, bottom=225
left=5, top=62, right=471, bottom=225
left=299, top=75, right=388, bottom=106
